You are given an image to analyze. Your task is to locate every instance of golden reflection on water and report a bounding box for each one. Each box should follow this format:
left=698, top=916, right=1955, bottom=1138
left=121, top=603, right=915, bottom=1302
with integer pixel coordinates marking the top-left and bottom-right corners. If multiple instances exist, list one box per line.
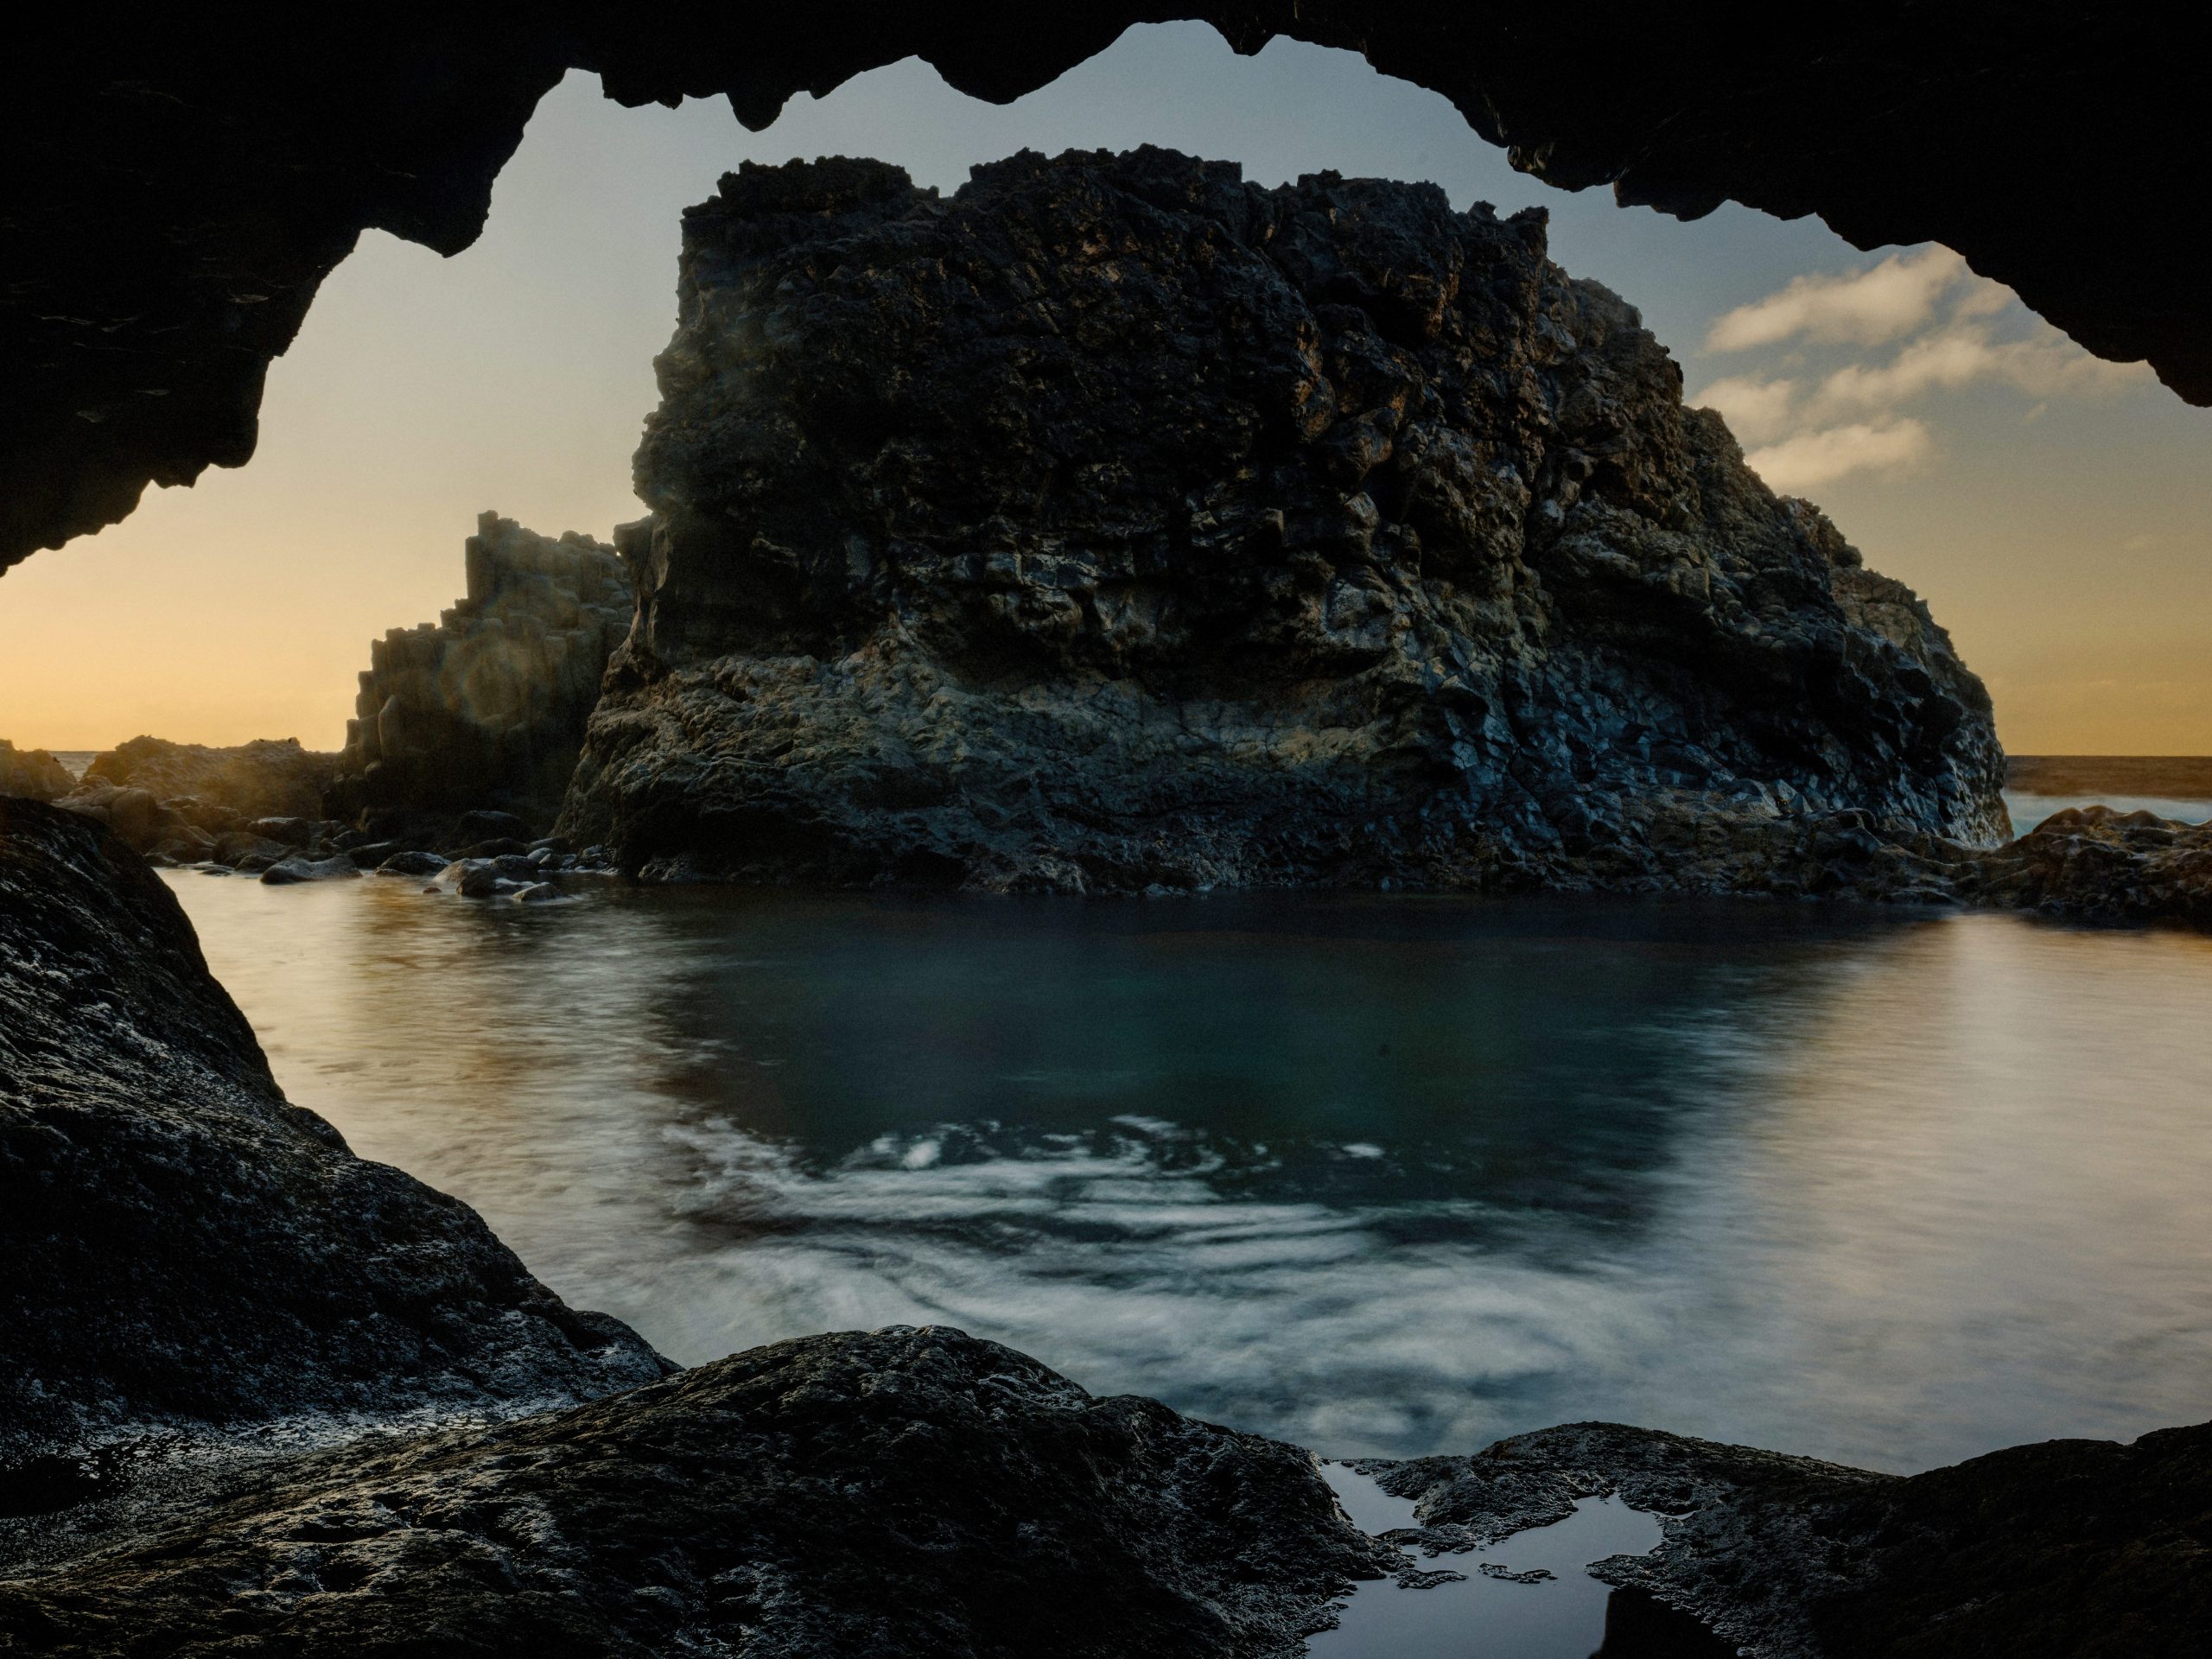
left=165, top=873, right=2212, bottom=1469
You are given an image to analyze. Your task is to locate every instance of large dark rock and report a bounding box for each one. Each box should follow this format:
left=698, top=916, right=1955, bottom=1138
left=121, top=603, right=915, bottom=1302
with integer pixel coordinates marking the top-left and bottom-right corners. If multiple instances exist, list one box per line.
left=557, top=149, right=2004, bottom=893
left=0, top=798, right=669, bottom=1465
left=0, top=1326, right=1396, bottom=1657
left=329, top=512, right=632, bottom=827
left=3, top=10, right=2205, bottom=571
left=1365, top=1417, right=2212, bottom=1658
left=0, top=741, right=73, bottom=803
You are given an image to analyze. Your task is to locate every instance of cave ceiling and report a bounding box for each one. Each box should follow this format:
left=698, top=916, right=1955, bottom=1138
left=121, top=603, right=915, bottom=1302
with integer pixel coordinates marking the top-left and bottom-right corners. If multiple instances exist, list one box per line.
left=3, top=4, right=2202, bottom=572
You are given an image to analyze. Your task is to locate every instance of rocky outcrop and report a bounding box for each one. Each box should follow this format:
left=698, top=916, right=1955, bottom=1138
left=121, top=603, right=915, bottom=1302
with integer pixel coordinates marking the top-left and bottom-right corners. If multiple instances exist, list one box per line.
left=0, top=741, right=71, bottom=803
left=559, top=149, right=2004, bottom=893
left=1961, top=804, right=2212, bottom=928
left=0, top=798, right=669, bottom=1466
left=332, top=512, right=631, bottom=828
left=1363, top=1417, right=2212, bottom=1659
left=5, top=11, right=2205, bottom=571
left=0, top=1328, right=1395, bottom=1657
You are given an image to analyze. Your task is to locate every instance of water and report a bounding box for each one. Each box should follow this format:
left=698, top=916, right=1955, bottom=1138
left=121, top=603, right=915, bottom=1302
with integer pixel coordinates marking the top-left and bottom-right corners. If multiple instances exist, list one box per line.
left=1312, top=1465, right=1664, bottom=1658
left=162, top=872, right=2212, bottom=1473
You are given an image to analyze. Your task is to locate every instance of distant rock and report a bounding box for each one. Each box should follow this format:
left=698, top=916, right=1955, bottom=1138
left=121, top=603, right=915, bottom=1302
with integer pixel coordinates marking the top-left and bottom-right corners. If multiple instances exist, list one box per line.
left=560, top=149, right=2005, bottom=893
left=0, top=798, right=669, bottom=1465
left=331, top=512, right=631, bottom=830
left=0, top=740, right=72, bottom=803
left=76, top=734, right=334, bottom=823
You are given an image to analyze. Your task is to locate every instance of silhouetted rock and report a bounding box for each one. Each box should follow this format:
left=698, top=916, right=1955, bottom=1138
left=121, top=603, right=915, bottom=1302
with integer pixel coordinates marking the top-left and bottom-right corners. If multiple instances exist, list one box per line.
left=0, top=741, right=72, bottom=803
left=331, top=513, right=630, bottom=829
left=561, top=149, right=2005, bottom=894
left=0, top=798, right=669, bottom=1467
left=55, top=736, right=338, bottom=856
left=6, top=14, right=2204, bottom=570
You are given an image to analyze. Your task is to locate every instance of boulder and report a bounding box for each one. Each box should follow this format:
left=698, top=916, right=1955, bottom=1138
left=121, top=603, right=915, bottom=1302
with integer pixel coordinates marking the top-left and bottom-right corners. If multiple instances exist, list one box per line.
left=376, top=850, right=451, bottom=878
left=0, top=740, right=72, bottom=803
left=258, top=855, right=363, bottom=886
left=0, top=798, right=669, bottom=1465
left=558, top=150, right=2005, bottom=895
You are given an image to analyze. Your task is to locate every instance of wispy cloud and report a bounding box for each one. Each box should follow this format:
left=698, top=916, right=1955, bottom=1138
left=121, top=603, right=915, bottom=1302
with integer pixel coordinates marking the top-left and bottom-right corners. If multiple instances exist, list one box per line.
left=1694, top=250, right=2151, bottom=492
left=1745, top=419, right=1933, bottom=493
left=1706, top=246, right=1968, bottom=352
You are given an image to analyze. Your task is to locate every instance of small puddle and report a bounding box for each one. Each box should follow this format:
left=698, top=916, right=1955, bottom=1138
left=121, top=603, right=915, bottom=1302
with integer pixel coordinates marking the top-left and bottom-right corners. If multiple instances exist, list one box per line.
left=1312, top=1463, right=1673, bottom=1658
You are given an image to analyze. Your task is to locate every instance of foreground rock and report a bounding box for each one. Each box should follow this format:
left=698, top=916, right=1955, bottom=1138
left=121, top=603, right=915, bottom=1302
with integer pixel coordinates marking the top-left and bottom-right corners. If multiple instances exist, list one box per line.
left=1366, top=1418, right=2212, bottom=1658
left=1961, top=804, right=2212, bottom=928
left=562, top=149, right=2005, bottom=893
left=0, top=798, right=668, bottom=1466
left=0, top=1328, right=1395, bottom=1657
left=0, top=740, right=72, bottom=803
left=331, top=512, right=631, bottom=829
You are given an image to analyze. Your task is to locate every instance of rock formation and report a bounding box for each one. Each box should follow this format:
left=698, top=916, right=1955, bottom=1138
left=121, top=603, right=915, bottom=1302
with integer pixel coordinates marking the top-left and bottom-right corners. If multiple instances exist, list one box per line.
left=0, top=798, right=668, bottom=1466
left=74, top=734, right=332, bottom=822
left=1363, top=1417, right=2212, bottom=1658
left=559, top=149, right=2005, bottom=893
left=1, top=1329, right=1396, bottom=1656
left=0, top=740, right=71, bottom=803
left=331, top=512, right=630, bottom=828
left=6, top=11, right=2205, bottom=570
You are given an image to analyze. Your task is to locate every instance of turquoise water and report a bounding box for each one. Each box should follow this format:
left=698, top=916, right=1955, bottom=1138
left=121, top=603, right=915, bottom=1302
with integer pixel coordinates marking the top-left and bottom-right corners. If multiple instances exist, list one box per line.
left=164, top=873, right=2212, bottom=1473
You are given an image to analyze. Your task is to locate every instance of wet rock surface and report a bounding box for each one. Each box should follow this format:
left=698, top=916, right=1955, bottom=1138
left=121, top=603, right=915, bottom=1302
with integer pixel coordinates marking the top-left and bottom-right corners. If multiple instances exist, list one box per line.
left=562, top=149, right=2005, bottom=894
left=1365, top=1418, right=2212, bottom=1658
left=0, top=1327, right=1396, bottom=1658
left=332, top=512, right=632, bottom=826
left=0, top=798, right=669, bottom=1466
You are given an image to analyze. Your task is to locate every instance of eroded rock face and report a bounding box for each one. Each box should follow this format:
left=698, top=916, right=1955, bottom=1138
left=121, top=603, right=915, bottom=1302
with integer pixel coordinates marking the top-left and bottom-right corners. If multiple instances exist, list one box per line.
left=560, top=149, right=2004, bottom=893
left=331, top=512, right=631, bottom=828
left=1964, top=804, right=2212, bottom=928
left=0, top=798, right=669, bottom=1465
left=0, top=1327, right=1395, bottom=1657
left=0, top=741, right=72, bottom=803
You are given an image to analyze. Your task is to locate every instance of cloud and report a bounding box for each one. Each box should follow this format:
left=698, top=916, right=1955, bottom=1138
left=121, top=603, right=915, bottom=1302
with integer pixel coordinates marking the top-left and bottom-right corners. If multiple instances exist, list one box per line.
left=1694, top=374, right=1800, bottom=444
left=1805, top=323, right=2149, bottom=418
left=1745, top=419, right=1933, bottom=492
left=1707, top=246, right=1969, bottom=352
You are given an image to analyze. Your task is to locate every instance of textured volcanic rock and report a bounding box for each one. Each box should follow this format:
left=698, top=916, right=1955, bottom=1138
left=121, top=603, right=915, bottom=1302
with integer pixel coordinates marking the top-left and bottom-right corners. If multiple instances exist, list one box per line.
left=330, top=512, right=631, bottom=827
left=557, top=149, right=2003, bottom=893
left=4, top=9, right=2205, bottom=570
left=1363, top=1417, right=2212, bottom=1658
left=0, top=798, right=668, bottom=1466
left=0, top=741, right=72, bottom=803
left=0, top=1327, right=1398, bottom=1657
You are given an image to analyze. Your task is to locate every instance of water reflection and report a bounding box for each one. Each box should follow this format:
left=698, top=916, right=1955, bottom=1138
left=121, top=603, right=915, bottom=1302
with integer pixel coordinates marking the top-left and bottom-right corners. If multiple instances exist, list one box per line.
left=165, top=875, right=2212, bottom=1471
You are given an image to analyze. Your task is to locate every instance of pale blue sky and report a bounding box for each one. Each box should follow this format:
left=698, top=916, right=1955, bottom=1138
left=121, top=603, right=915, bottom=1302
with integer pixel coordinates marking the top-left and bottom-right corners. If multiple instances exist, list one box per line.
left=3, top=23, right=2204, bottom=751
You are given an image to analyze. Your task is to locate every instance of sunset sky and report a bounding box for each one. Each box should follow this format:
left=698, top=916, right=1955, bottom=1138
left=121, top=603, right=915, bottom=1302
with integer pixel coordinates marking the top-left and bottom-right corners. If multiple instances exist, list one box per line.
left=3, top=23, right=2206, bottom=754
